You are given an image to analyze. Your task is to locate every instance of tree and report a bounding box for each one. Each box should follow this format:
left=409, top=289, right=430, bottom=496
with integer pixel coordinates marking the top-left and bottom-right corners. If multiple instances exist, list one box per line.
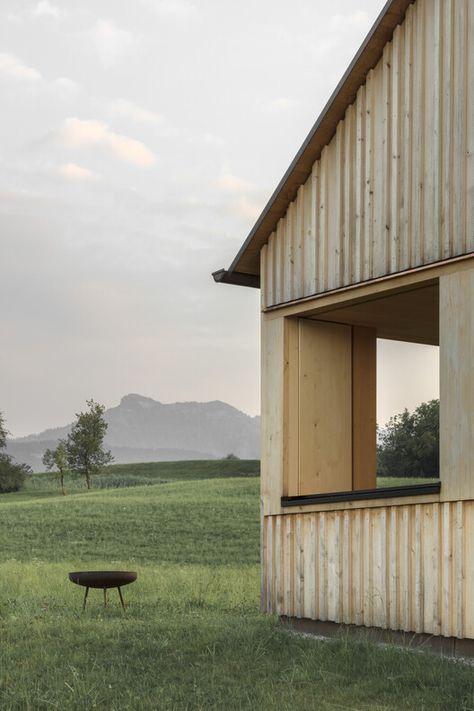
left=0, top=411, right=8, bottom=450
left=0, top=410, right=31, bottom=493
left=65, top=400, right=113, bottom=489
left=43, top=441, right=69, bottom=495
left=377, top=399, right=439, bottom=478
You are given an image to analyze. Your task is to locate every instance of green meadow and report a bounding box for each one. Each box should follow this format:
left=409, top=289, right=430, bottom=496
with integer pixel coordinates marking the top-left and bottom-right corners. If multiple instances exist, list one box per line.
left=0, top=462, right=471, bottom=711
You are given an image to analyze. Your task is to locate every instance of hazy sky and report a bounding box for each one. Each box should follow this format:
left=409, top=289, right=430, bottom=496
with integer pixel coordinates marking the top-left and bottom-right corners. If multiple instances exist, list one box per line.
left=0, top=0, right=438, bottom=437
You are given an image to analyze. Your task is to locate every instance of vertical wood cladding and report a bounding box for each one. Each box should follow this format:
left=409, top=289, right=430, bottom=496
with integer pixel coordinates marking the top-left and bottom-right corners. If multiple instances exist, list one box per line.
left=260, top=0, right=474, bottom=308
left=262, top=502, right=474, bottom=638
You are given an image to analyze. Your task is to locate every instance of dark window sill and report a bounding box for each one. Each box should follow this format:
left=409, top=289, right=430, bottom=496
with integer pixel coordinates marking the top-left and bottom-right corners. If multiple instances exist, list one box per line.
left=281, top=482, right=441, bottom=507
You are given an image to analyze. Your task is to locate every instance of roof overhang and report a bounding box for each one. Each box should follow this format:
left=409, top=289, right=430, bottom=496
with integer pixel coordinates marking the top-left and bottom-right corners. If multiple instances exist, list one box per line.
left=214, top=0, right=414, bottom=288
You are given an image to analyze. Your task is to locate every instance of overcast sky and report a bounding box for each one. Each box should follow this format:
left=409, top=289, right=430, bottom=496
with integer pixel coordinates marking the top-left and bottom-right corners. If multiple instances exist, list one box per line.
left=0, top=0, right=438, bottom=437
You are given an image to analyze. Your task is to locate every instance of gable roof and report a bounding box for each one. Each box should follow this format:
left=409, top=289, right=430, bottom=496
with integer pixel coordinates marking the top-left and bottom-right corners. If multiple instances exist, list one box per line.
left=213, top=0, right=414, bottom=288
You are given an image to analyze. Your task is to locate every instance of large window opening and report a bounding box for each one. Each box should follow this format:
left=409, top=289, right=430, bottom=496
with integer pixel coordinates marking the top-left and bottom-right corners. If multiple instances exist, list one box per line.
left=282, top=280, right=442, bottom=506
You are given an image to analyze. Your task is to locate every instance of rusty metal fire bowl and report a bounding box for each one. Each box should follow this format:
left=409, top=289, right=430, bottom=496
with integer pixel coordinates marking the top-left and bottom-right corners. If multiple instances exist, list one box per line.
left=69, top=571, right=137, bottom=610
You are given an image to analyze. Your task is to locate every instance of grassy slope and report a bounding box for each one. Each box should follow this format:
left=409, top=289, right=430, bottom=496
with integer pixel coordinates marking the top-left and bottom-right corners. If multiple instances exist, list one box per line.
left=0, top=463, right=469, bottom=711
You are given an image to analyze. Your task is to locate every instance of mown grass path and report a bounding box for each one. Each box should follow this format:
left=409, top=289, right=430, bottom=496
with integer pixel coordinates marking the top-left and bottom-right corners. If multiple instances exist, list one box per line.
left=0, top=466, right=472, bottom=710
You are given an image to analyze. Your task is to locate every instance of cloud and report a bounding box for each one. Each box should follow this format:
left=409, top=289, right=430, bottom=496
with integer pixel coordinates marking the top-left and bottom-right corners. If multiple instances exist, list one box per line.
left=53, top=77, right=81, bottom=94
left=0, top=53, right=41, bottom=81
left=264, top=96, right=299, bottom=113
left=216, top=172, right=264, bottom=222
left=58, top=162, right=100, bottom=181
left=217, top=173, right=254, bottom=194
left=142, top=0, right=198, bottom=20
left=297, top=10, right=372, bottom=63
left=330, top=10, right=371, bottom=33
left=60, top=117, right=156, bottom=167
left=33, top=1, right=61, bottom=18
left=233, top=195, right=263, bottom=222
left=109, top=99, right=163, bottom=125
left=87, top=20, right=134, bottom=67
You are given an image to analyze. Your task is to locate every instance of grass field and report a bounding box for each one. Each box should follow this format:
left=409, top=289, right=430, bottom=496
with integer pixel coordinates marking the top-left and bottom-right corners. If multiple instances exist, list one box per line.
left=0, top=462, right=470, bottom=711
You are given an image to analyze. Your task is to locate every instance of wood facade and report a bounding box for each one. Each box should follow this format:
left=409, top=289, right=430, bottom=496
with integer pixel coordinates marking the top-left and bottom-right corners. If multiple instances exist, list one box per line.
left=216, top=0, right=474, bottom=643
left=260, top=0, right=474, bottom=309
left=262, top=501, right=474, bottom=639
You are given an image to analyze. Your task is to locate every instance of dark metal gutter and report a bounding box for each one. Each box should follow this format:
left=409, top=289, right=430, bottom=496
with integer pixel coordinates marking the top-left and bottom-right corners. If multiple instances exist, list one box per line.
left=281, top=481, right=441, bottom=507
left=212, top=269, right=260, bottom=289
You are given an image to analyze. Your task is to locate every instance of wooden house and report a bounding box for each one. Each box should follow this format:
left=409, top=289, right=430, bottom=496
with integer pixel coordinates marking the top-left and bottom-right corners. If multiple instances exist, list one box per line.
left=214, top=0, right=474, bottom=653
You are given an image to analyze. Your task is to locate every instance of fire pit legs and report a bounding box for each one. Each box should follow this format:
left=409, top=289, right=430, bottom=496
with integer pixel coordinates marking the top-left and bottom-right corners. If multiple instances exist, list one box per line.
left=82, top=586, right=89, bottom=612
left=81, top=585, right=127, bottom=611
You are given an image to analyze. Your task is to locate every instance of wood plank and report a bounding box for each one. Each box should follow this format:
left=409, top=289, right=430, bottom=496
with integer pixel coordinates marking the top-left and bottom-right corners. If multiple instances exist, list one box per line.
left=318, top=512, right=328, bottom=621
left=466, top=0, right=474, bottom=254
left=388, top=507, right=398, bottom=629
left=372, top=508, right=387, bottom=628
left=303, top=514, right=316, bottom=619
left=352, top=326, right=377, bottom=489
left=303, top=175, right=315, bottom=297
left=283, top=318, right=300, bottom=496
left=363, top=508, right=372, bottom=627
left=343, top=105, right=355, bottom=286
left=354, top=86, right=366, bottom=285
left=275, top=516, right=282, bottom=615
left=399, top=4, right=413, bottom=271
left=285, top=515, right=293, bottom=616
left=389, top=25, right=402, bottom=274
left=342, top=510, right=351, bottom=624
left=353, top=509, right=363, bottom=626
left=452, top=0, right=468, bottom=256
left=400, top=506, right=410, bottom=631
left=261, top=316, right=285, bottom=515
left=295, top=514, right=303, bottom=618
left=372, top=46, right=388, bottom=279
left=319, top=147, right=329, bottom=292
left=293, top=188, right=305, bottom=302
left=455, top=501, right=464, bottom=637
left=463, top=502, right=474, bottom=638
left=298, top=320, right=352, bottom=495
left=363, top=69, right=374, bottom=282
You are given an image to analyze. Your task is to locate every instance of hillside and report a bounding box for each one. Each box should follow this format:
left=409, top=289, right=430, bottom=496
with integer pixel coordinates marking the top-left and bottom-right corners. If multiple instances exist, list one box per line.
left=7, top=394, right=260, bottom=471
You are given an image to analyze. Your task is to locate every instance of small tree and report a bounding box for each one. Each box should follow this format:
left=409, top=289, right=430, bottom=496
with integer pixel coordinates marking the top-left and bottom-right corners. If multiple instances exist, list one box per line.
left=0, top=410, right=31, bottom=493
left=66, top=400, right=113, bottom=489
left=0, top=411, right=8, bottom=450
left=43, top=441, right=69, bottom=495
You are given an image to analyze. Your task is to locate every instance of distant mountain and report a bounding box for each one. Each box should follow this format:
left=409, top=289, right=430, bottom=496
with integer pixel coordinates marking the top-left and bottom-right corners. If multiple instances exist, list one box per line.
left=6, top=394, right=260, bottom=472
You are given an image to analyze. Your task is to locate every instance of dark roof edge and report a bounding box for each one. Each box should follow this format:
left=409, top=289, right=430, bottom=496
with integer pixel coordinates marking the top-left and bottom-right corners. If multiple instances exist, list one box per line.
left=212, top=269, right=260, bottom=289
left=227, top=0, right=414, bottom=277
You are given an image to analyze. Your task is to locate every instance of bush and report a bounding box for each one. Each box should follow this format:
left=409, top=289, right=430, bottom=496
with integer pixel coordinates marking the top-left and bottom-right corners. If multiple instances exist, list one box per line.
left=0, top=453, right=31, bottom=493
left=377, top=399, right=439, bottom=478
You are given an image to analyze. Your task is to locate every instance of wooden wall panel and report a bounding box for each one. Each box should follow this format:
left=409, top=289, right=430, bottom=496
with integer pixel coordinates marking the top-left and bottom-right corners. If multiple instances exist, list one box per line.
left=298, top=320, right=352, bottom=496
left=440, top=268, right=474, bottom=502
left=262, top=501, right=474, bottom=638
left=261, top=0, right=473, bottom=308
